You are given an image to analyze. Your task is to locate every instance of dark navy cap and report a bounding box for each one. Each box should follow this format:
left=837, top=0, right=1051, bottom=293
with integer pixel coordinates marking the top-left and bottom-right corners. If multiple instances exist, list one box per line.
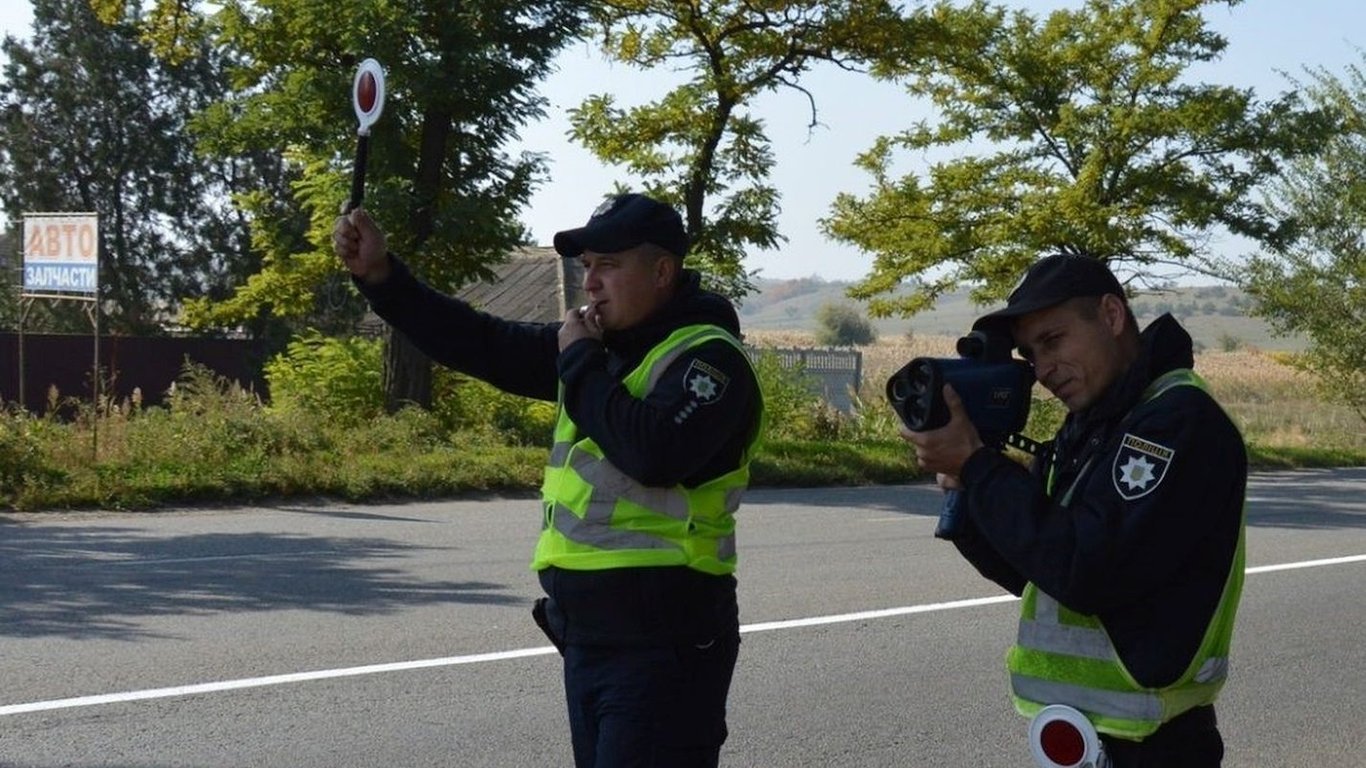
left=553, top=193, right=689, bottom=259
left=974, top=253, right=1125, bottom=331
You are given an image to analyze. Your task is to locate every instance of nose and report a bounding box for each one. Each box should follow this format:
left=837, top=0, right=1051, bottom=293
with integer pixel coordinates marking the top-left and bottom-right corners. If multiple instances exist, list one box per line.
left=1032, top=353, right=1058, bottom=387
left=581, top=263, right=601, bottom=292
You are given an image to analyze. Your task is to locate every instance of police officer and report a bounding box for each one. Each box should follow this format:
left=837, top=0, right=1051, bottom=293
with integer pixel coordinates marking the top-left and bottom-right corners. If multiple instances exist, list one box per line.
left=903, top=253, right=1247, bottom=767
left=333, top=193, right=764, bottom=767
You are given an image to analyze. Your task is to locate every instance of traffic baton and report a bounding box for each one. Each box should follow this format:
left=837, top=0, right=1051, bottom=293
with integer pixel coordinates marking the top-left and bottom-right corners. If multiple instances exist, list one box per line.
left=1029, top=705, right=1110, bottom=768
left=348, top=58, right=386, bottom=212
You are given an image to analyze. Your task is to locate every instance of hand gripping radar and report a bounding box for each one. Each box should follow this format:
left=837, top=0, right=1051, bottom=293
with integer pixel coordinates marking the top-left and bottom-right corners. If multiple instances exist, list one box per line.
left=885, top=328, right=1039, bottom=539
left=348, top=58, right=386, bottom=212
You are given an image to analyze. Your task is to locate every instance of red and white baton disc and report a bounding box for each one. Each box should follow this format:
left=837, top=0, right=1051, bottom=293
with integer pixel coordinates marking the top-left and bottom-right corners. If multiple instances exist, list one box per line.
left=1029, top=705, right=1108, bottom=768
left=352, top=58, right=386, bottom=136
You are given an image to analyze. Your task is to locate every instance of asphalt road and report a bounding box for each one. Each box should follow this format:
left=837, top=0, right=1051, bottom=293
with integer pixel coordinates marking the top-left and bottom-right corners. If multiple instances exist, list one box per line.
left=2, top=468, right=1364, bottom=767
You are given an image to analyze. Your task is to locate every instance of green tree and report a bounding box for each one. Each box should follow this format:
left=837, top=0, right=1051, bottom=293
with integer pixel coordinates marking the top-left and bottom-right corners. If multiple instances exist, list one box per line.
left=0, top=0, right=261, bottom=335
left=1246, top=61, right=1366, bottom=421
left=814, top=301, right=876, bottom=346
left=823, top=0, right=1333, bottom=317
left=176, top=0, right=587, bottom=410
left=0, top=230, right=16, bottom=330
left=569, top=0, right=924, bottom=298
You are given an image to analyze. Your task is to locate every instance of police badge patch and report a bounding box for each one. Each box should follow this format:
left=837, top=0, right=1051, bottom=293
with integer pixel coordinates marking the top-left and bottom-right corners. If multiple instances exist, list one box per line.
left=590, top=197, right=618, bottom=219
left=683, top=359, right=729, bottom=405
left=1112, top=433, right=1175, bottom=500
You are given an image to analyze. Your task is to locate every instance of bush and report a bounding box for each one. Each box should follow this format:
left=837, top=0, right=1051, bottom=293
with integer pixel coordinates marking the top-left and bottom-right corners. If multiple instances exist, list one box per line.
left=431, top=370, right=556, bottom=447
left=815, top=302, right=877, bottom=347
left=264, top=331, right=384, bottom=425
left=0, top=410, right=66, bottom=499
left=751, top=350, right=842, bottom=441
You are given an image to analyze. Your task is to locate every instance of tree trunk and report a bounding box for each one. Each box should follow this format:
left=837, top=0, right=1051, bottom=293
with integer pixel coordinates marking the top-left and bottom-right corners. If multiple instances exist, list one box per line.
left=381, top=98, right=450, bottom=412
left=382, top=327, right=433, bottom=412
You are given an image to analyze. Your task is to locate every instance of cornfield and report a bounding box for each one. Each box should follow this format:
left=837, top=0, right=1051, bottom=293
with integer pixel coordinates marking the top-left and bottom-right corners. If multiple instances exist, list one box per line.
left=748, top=330, right=1366, bottom=451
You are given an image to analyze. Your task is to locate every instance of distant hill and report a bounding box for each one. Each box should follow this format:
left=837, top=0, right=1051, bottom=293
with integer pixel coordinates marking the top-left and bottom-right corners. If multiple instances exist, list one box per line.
left=738, top=277, right=1304, bottom=352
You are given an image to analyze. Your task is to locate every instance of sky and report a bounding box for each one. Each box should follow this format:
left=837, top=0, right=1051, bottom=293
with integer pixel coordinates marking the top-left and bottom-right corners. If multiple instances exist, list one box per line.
left=3, top=1, right=1366, bottom=282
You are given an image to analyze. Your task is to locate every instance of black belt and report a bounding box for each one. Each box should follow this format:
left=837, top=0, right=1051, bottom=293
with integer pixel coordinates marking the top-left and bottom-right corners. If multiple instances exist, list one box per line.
left=1101, top=705, right=1220, bottom=758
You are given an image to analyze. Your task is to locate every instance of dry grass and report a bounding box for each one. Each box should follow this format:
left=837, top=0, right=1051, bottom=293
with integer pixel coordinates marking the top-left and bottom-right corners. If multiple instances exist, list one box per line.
left=746, top=330, right=1366, bottom=450
left=1198, top=350, right=1364, bottom=449
left=748, top=329, right=957, bottom=382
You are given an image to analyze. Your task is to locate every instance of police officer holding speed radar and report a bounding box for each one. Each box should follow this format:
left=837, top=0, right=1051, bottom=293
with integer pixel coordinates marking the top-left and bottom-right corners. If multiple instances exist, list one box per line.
left=333, top=193, right=764, bottom=767
left=902, top=253, right=1248, bottom=767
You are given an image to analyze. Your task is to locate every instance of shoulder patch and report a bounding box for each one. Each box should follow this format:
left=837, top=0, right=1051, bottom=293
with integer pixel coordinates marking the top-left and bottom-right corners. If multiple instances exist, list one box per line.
left=1112, top=433, right=1175, bottom=500
left=683, top=358, right=730, bottom=405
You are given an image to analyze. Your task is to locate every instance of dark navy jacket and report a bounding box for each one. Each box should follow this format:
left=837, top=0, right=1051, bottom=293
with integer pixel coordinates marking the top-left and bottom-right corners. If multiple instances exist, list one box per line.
left=952, top=314, right=1247, bottom=688
left=356, top=256, right=762, bottom=646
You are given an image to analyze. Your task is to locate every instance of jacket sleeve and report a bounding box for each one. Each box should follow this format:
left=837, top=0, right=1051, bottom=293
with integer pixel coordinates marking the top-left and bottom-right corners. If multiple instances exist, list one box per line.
left=959, top=386, right=1246, bottom=615
left=354, top=255, right=562, bottom=401
left=557, top=336, right=760, bottom=487
left=950, top=448, right=1036, bottom=596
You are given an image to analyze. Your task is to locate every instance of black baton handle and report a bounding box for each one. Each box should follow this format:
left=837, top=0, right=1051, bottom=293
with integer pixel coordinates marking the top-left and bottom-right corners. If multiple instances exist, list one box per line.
left=347, top=133, right=369, bottom=212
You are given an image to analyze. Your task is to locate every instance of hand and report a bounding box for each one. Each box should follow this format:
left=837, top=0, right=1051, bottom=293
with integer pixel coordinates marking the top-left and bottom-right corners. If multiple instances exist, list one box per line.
left=333, top=205, right=390, bottom=284
left=558, top=303, right=603, bottom=352
left=899, top=384, right=985, bottom=478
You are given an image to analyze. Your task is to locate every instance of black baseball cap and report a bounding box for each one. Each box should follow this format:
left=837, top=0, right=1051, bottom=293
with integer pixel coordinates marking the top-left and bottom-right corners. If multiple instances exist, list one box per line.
left=553, top=193, right=689, bottom=260
left=973, top=253, right=1125, bottom=331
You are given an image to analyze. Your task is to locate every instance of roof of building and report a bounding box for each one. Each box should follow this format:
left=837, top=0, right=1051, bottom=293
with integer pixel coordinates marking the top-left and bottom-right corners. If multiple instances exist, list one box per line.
left=455, top=246, right=582, bottom=323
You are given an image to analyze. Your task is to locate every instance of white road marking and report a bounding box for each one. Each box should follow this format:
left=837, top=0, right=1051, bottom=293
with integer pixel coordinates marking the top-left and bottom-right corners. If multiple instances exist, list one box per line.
left=740, top=594, right=1019, bottom=633
left=2, top=553, right=1362, bottom=717
left=0, top=647, right=558, bottom=716
left=1244, top=553, right=1366, bottom=574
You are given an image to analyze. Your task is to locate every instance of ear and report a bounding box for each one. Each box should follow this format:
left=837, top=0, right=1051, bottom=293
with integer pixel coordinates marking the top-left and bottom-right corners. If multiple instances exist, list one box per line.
left=653, top=254, right=679, bottom=288
left=1099, top=293, right=1128, bottom=337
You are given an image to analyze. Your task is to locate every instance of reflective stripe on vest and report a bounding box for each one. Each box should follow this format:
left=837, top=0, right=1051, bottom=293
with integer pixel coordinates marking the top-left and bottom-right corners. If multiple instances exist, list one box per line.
left=532, top=324, right=762, bottom=575
left=1009, top=368, right=1246, bottom=740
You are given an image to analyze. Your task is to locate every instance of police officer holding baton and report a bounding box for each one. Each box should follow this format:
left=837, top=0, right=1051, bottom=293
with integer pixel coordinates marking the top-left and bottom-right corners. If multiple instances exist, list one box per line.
left=334, top=193, right=764, bottom=767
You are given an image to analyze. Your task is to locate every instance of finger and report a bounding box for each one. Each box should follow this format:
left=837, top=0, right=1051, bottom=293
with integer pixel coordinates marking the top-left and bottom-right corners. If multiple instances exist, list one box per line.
left=335, top=219, right=361, bottom=248
left=942, top=384, right=967, bottom=420
left=333, top=225, right=355, bottom=256
left=347, top=206, right=373, bottom=233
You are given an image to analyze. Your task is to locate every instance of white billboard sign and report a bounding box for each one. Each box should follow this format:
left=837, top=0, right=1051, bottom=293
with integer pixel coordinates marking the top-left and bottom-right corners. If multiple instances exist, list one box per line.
left=22, top=212, right=99, bottom=295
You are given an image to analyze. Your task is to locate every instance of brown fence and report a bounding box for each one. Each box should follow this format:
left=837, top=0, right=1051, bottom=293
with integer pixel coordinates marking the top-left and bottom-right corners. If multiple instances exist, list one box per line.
left=0, top=332, right=269, bottom=414
left=1, top=333, right=860, bottom=416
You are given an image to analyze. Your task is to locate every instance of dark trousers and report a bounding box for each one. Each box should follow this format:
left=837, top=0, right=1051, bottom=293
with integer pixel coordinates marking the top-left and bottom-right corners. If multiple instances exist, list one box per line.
left=1101, top=705, right=1224, bottom=768
left=562, top=636, right=739, bottom=768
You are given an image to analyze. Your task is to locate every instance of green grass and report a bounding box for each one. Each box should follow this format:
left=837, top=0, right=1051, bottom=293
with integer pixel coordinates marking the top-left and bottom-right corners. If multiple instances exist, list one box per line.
left=2, top=354, right=1363, bottom=513
left=3, top=410, right=1361, bottom=513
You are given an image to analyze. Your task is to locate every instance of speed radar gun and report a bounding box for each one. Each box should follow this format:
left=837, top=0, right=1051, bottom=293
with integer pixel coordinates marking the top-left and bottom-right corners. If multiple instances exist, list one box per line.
left=1029, top=705, right=1110, bottom=768
left=885, top=328, right=1037, bottom=539
left=348, top=58, right=386, bottom=212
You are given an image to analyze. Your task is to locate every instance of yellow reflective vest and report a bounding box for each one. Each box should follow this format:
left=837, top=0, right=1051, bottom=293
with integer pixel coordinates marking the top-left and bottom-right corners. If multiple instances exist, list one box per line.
left=1007, top=369, right=1246, bottom=740
left=532, top=324, right=763, bottom=575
